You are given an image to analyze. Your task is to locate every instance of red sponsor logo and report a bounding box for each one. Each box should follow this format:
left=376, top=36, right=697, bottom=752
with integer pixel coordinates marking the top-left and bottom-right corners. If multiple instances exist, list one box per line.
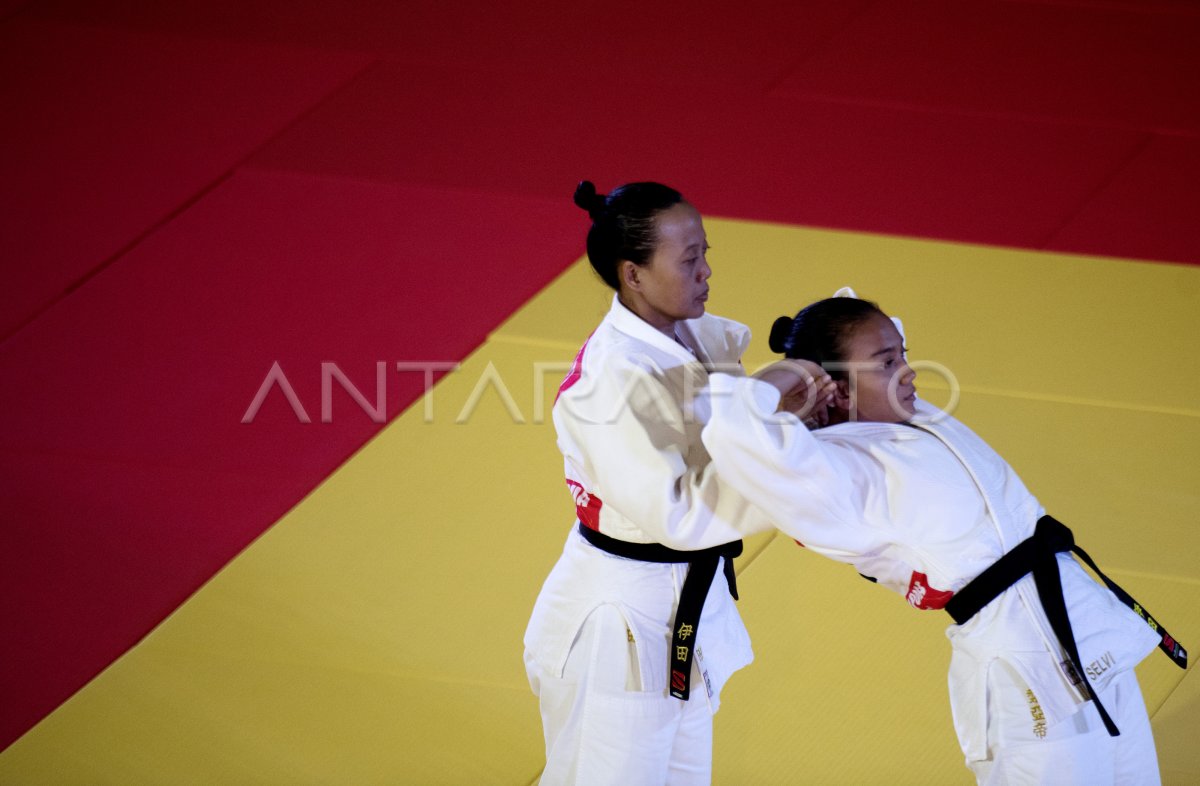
left=671, top=669, right=687, bottom=693
left=906, top=571, right=953, bottom=610
left=566, top=479, right=603, bottom=529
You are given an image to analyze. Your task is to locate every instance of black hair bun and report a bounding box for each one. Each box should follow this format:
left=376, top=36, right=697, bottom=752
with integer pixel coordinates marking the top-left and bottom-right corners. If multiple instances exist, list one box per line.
left=573, top=180, right=605, bottom=219
left=768, top=315, right=794, bottom=354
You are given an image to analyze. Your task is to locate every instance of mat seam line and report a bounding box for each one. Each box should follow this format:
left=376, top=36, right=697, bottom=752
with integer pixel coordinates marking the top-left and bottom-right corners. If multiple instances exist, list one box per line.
left=1039, top=131, right=1159, bottom=250
left=770, top=93, right=1199, bottom=140
left=1147, top=661, right=1194, bottom=721
left=921, top=383, right=1200, bottom=419
left=0, top=56, right=383, bottom=348
left=759, top=0, right=880, bottom=96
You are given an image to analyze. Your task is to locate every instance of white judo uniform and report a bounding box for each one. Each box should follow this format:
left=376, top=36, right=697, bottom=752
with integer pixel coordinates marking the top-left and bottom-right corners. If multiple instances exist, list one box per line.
left=700, top=374, right=1162, bottom=785
left=524, top=296, right=774, bottom=786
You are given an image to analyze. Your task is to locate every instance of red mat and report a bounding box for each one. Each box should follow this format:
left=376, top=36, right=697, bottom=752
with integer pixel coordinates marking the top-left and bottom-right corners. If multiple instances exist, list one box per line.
left=775, top=0, right=1200, bottom=135
left=0, top=170, right=579, bottom=749
left=0, top=17, right=370, bottom=338
left=1046, top=135, right=1200, bottom=263
left=248, top=62, right=1147, bottom=250
left=30, top=0, right=872, bottom=86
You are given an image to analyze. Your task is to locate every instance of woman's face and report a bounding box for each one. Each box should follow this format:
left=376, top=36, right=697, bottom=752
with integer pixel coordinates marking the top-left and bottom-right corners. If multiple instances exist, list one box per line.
left=837, top=312, right=917, bottom=423
left=621, top=202, right=711, bottom=332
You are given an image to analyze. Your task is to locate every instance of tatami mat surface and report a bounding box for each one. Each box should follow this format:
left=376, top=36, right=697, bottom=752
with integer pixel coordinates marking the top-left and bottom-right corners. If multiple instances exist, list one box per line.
left=2, top=220, right=1195, bottom=783
left=4, top=3, right=1199, bottom=782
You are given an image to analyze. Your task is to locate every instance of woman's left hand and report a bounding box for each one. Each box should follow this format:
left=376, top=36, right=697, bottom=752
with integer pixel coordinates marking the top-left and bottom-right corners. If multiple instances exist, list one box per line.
left=753, top=360, right=836, bottom=426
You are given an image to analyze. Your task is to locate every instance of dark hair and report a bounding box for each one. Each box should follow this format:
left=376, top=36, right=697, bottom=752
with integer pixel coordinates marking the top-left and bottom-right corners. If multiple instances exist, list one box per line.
left=768, top=297, right=887, bottom=378
left=573, top=180, right=685, bottom=290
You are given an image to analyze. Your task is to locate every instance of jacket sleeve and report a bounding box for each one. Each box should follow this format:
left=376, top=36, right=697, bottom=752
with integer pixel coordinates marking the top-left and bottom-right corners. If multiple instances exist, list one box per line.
left=558, top=351, right=774, bottom=549
left=699, top=373, right=887, bottom=559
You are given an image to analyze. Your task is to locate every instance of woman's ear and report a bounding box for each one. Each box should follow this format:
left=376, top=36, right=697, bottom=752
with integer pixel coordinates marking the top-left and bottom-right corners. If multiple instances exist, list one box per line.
left=619, top=259, right=641, bottom=292
left=833, top=378, right=852, bottom=412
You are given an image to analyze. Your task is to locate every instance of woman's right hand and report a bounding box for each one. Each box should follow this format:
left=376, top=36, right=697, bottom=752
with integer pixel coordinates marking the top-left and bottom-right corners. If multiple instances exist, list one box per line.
left=752, top=360, right=836, bottom=426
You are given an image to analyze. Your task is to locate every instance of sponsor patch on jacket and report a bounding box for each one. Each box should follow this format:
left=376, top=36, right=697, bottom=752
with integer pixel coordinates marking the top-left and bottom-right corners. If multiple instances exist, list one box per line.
left=566, top=479, right=602, bottom=529
left=906, top=571, right=954, bottom=610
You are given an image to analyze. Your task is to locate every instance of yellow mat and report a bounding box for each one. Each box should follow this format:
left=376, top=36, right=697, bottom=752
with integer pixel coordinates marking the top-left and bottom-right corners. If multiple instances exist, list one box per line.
left=2, top=220, right=1197, bottom=785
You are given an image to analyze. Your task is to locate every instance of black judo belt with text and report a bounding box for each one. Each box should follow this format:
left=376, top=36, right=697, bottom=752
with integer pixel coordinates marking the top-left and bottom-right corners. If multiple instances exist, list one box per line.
left=944, top=515, right=1188, bottom=736
left=576, top=521, right=741, bottom=701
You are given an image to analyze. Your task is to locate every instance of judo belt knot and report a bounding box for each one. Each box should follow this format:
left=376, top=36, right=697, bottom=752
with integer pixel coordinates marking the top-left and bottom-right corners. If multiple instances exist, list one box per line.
left=575, top=521, right=742, bottom=701
left=946, top=515, right=1187, bottom=738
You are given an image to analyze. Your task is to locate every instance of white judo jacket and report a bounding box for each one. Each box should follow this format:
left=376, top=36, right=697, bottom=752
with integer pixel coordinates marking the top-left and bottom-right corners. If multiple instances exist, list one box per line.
left=700, top=374, right=1159, bottom=760
left=524, top=296, right=775, bottom=709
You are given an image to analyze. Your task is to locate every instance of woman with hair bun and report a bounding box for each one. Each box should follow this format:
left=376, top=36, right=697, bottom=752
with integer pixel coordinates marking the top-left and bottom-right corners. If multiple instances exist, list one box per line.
left=523, top=182, right=832, bottom=784
left=701, top=292, right=1181, bottom=785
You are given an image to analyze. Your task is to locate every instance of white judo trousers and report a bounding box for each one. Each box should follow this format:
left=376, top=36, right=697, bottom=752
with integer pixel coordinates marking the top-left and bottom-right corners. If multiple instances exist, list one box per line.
left=973, top=664, right=1158, bottom=785
left=526, top=602, right=714, bottom=786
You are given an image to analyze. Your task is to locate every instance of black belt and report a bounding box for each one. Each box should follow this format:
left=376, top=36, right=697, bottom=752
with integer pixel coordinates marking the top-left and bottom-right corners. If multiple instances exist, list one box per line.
left=576, top=521, right=742, bottom=701
left=945, top=515, right=1187, bottom=736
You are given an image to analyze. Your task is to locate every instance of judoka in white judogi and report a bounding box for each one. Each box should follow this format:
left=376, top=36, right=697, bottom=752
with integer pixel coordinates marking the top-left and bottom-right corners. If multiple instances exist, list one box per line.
left=525, top=296, right=773, bottom=784
left=700, top=303, right=1163, bottom=785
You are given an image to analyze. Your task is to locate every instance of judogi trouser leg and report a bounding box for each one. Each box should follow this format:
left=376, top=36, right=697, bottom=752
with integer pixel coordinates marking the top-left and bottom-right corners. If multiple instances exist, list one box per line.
left=969, top=662, right=1159, bottom=786
left=525, top=604, right=714, bottom=786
